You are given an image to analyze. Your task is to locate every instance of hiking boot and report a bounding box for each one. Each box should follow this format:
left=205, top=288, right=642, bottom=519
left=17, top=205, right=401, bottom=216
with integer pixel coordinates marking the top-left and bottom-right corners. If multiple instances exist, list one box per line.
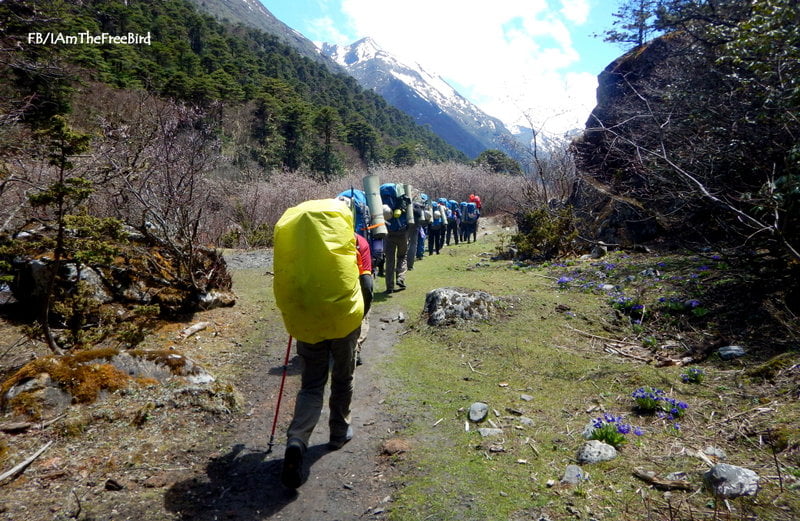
left=397, top=279, right=406, bottom=290
left=384, top=288, right=394, bottom=294
left=281, top=438, right=306, bottom=489
left=328, top=426, right=354, bottom=450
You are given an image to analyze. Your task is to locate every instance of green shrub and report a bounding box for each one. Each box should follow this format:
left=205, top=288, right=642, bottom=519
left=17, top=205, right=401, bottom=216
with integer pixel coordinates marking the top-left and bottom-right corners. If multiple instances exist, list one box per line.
left=511, top=206, right=578, bottom=260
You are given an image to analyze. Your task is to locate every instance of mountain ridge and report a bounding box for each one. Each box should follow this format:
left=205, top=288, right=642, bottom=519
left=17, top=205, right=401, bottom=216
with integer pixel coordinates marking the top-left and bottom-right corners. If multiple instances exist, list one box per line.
left=320, top=37, right=525, bottom=159
left=186, top=0, right=342, bottom=71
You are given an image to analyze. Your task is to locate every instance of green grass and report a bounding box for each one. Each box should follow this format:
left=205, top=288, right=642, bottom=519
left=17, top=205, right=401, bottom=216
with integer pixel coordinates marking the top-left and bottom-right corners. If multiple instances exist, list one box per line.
left=372, top=232, right=800, bottom=521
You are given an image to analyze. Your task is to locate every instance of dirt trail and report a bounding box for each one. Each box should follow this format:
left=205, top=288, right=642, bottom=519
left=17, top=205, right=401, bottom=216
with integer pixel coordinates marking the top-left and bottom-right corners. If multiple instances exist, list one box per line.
left=163, top=301, right=405, bottom=520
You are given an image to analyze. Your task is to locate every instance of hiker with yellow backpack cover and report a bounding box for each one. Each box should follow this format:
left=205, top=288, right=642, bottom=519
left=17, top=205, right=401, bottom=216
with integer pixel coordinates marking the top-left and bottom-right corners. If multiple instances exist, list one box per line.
left=272, top=198, right=373, bottom=489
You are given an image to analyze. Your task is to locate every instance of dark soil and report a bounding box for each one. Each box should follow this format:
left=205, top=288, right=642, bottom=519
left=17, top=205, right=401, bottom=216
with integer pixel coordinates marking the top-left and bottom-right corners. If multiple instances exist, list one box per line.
left=162, top=309, right=405, bottom=521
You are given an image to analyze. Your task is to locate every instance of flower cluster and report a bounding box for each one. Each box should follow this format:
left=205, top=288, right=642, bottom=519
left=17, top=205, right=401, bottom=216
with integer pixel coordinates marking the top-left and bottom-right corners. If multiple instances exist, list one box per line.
left=632, top=387, right=689, bottom=421
left=632, top=386, right=665, bottom=413
left=610, top=295, right=645, bottom=318
left=589, top=413, right=644, bottom=448
left=680, top=367, right=705, bottom=384
left=657, top=296, right=709, bottom=317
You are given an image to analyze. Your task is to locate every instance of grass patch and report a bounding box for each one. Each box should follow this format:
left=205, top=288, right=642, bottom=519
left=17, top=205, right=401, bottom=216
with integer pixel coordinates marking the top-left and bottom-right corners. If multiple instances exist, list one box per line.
left=374, top=230, right=800, bottom=520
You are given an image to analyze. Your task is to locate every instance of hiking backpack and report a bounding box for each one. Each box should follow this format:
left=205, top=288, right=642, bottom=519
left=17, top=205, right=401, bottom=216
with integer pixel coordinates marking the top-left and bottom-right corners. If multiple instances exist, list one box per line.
left=379, top=183, right=408, bottom=232
left=273, top=199, right=364, bottom=344
left=430, top=202, right=445, bottom=230
left=463, top=202, right=479, bottom=224
left=337, top=188, right=370, bottom=238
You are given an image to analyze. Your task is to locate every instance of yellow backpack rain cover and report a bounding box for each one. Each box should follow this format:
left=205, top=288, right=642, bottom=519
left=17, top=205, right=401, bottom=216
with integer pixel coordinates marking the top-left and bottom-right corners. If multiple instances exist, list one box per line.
left=273, top=199, right=364, bottom=344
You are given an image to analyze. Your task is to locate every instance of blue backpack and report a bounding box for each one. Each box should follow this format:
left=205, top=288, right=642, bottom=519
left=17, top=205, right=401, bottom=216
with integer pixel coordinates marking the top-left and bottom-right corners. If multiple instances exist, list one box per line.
left=437, top=197, right=452, bottom=219
left=379, top=183, right=408, bottom=232
left=430, top=203, right=445, bottom=229
left=463, top=202, right=479, bottom=223
left=337, top=188, right=370, bottom=238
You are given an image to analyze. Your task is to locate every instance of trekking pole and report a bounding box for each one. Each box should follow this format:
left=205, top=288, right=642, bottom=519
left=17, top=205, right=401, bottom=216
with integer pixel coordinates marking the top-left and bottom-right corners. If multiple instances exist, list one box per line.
left=266, top=335, right=293, bottom=454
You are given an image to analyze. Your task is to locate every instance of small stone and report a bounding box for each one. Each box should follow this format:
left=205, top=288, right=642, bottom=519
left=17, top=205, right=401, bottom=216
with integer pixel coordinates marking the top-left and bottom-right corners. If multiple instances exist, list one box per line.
left=520, top=394, right=534, bottom=402
left=718, top=346, right=746, bottom=360
left=704, top=446, right=727, bottom=461
left=561, top=464, right=588, bottom=484
left=577, top=440, right=617, bottom=464
left=468, top=402, right=489, bottom=423
left=477, top=427, right=503, bottom=437
left=104, top=479, right=124, bottom=491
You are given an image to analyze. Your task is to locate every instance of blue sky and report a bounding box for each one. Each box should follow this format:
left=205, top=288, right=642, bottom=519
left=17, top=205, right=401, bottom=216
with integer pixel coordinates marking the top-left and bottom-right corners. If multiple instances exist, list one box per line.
left=259, top=0, right=625, bottom=135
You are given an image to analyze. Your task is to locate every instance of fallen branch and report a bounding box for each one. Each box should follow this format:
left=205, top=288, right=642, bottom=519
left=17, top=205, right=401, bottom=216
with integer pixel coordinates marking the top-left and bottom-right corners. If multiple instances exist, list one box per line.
left=604, top=345, right=651, bottom=363
left=466, top=361, right=487, bottom=375
left=632, top=467, right=694, bottom=491
left=0, top=440, right=54, bottom=483
left=179, top=321, right=212, bottom=339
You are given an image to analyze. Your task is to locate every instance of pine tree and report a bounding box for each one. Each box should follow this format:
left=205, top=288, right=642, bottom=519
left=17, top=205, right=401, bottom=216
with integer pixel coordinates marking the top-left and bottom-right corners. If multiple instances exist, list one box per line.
left=601, top=0, right=664, bottom=48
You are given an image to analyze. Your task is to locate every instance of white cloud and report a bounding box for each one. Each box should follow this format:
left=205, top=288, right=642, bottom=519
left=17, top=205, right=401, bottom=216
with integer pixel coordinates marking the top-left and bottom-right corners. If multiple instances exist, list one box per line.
left=560, top=0, right=590, bottom=24
left=308, top=16, right=350, bottom=45
left=337, top=0, right=600, bottom=136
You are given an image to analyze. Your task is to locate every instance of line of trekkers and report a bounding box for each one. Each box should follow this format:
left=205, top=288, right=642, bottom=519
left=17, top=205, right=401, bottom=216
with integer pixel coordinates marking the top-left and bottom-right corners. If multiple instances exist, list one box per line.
left=336, top=175, right=482, bottom=295
left=272, top=175, right=483, bottom=487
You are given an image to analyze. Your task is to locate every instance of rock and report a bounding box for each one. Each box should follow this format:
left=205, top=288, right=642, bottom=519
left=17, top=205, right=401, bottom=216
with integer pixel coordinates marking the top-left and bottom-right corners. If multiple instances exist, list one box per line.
left=520, top=394, right=534, bottom=402
left=703, top=464, right=759, bottom=498
left=423, top=287, right=496, bottom=326
left=704, top=446, right=727, bottom=461
left=577, top=440, right=617, bottom=464
left=468, top=402, right=489, bottom=423
left=64, top=264, right=114, bottom=303
left=718, top=346, right=746, bottom=360
left=104, top=478, right=124, bottom=491
left=582, top=419, right=598, bottom=439
left=477, top=427, right=503, bottom=437
left=197, top=290, right=236, bottom=310
left=519, top=416, right=535, bottom=427
left=561, top=464, right=589, bottom=484
left=599, top=284, right=615, bottom=291
left=590, top=245, right=607, bottom=259
left=3, top=372, right=72, bottom=416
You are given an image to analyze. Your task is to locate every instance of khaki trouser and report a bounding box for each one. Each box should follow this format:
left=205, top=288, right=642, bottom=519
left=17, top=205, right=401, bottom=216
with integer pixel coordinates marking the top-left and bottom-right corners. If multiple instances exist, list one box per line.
left=286, top=326, right=360, bottom=446
left=384, top=230, right=408, bottom=291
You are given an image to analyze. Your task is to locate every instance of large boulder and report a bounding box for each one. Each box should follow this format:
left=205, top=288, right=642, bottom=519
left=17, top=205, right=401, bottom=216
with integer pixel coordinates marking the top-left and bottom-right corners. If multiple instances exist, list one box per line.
left=424, top=287, right=496, bottom=326
left=570, top=32, right=715, bottom=246
left=6, top=230, right=236, bottom=316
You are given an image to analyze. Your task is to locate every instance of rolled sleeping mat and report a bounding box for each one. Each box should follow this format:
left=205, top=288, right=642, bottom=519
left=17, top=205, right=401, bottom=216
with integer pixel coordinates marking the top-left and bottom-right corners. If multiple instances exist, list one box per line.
left=403, top=184, right=415, bottom=225
left=362, top=174, right=388, bottom=238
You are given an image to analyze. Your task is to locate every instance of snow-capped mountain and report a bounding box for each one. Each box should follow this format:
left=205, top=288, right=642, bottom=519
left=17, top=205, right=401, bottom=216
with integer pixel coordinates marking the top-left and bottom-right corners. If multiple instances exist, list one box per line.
left=321, top=37, right=523, bottom=160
